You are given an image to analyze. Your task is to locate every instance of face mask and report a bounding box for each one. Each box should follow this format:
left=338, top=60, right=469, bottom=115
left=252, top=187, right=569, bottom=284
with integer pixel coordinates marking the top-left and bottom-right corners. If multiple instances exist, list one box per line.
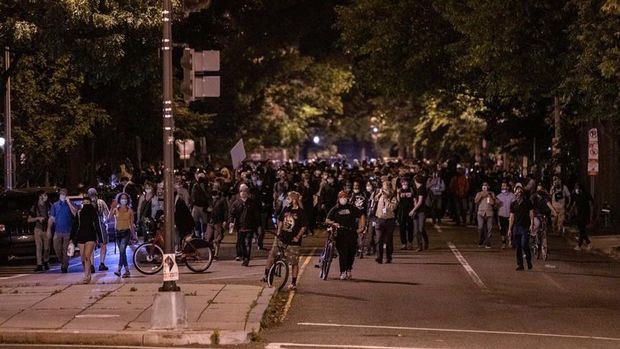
left=328, top=179, right=334, bottom=184
left=120, top=199, right=128, bottom=205
left=256, top=180, right=263, bottom=186
left=145, top=188, right=153, bottom=194
left=366, top=186, right=373, bottom=193
left=575, top=189, right=580, bottom=194
left=339, top=198, right=348, bottom=205
left=402, top=184, right=409, bottom=189
left=59, top=195, right=66, bottom=202
left=41, top=195, right=48, bottom=202
left=501, top=189, right=507, bottom=193
left=482, top=186, right=488, bottom=191
left=353, top=189, right=360, bottom=194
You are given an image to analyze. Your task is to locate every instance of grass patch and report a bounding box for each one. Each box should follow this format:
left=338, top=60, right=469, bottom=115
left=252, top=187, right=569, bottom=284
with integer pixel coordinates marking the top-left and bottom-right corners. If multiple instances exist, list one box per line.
left=130, top=287, right=138, bottom=292
left=210, top=329, right=220, bottom=345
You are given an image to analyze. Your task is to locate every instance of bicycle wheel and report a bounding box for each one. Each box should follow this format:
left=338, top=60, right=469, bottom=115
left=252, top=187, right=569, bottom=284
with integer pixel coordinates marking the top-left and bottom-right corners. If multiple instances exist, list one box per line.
left=320, top=243, right=333, bottom=280
left=184, top=238, right=214, bottom=273
left=268, top=260, right=289, bottom=291
left=133, top=242, right=164, bottom=275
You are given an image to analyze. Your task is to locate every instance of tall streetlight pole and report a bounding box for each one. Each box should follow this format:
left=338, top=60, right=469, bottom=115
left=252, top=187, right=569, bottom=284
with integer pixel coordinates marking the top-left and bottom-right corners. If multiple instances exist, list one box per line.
left=4, top=47, right=13, bottom=191
left=160, top=0, right=179, bottom=292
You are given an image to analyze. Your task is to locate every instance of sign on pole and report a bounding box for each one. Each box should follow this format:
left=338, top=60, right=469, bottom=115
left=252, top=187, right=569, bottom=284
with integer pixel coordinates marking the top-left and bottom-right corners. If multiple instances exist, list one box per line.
left=175, top=139, right=195, bottom=160
left=162, top=254, right=179, bottom=282
left=230, top=138, right=246, bottom=169
left=587, top=128, right=599, bottom=176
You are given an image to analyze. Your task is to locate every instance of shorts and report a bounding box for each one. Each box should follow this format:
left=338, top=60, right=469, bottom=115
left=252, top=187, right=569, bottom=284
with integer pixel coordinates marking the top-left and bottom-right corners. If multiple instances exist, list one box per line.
left=269, top=240, right=300, bottom=266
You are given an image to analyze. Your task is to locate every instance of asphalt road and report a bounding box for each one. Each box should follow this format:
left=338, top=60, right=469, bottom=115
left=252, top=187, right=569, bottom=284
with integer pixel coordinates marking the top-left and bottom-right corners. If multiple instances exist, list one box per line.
left=258, top=223, right=620, bottom=349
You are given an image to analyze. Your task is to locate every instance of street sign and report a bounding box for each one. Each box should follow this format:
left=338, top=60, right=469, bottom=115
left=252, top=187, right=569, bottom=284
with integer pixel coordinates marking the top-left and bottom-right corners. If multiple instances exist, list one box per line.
left=230, top=138, right=246, bottom=169
left=175, top=139, right=195, bottom=160
left=587, top=128, right=599, bottom=176
left=162, top=254, right=179, bottom=282
left=588, top=160, right=599, bottom=176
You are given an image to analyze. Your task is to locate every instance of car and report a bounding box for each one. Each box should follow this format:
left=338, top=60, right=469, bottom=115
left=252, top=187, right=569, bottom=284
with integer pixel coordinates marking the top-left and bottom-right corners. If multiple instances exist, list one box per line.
left=0, top=188, right=59, bottom=262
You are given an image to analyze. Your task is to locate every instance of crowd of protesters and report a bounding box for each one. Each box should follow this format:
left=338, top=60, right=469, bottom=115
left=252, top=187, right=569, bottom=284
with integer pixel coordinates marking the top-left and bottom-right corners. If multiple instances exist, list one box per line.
left=29, top=157, right=595, bottom=284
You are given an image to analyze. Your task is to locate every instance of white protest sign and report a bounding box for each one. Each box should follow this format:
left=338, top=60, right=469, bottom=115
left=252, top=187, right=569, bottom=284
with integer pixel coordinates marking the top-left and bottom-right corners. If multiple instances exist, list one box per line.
left=162, top=254, right=179, bottom=282
left=230, top=139, right=246, bottom=169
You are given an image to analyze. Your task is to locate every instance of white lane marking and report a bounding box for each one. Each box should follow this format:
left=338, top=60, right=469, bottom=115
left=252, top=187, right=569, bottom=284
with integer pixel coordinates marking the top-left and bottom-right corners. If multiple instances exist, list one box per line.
left=542, top=273, right=566, bottom=291
left=0, top=344, right=209, bottom=349
left=74, top=314, right=120, bottom=318
left=297, top=322, right=620, bottom=342
left=447, top=242, right=488, bottom=290
left=266, top=343, right=434, bottom=349
left=281, top=248, right=316, bottom=322
left=0, top=274, right=28, bottom=280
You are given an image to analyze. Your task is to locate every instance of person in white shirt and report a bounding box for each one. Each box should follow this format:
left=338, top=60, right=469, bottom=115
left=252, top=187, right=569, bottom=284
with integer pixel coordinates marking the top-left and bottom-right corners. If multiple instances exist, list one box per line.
left=474, top=182, right=496, bottom=248
left=549, top=176, right=571, bottom=236
left=496, top=181, right=517, bottom=249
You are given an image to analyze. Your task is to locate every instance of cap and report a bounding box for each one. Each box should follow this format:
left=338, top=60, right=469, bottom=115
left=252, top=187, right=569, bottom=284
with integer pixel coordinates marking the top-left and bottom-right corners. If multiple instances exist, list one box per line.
left=87, top=188, right=98, bottom=197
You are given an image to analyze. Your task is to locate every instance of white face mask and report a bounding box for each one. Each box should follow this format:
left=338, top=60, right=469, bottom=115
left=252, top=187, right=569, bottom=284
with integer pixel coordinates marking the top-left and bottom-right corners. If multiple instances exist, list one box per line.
left=145, top=188, right=153, bottom=194
left=501, top=189, right=507, bottom=193
left=482, top=186, right=488, bottom=191
left=120, top=199, right=128, bottom=205
left=402, top=184, right=409, bottom=189
left=353, top=189, right=360, bottom=194
left=59, top=195, right=66, bottom=202
left=339, top=198, right=348, bottom=205
left=366, top=186, right=373, bottom=193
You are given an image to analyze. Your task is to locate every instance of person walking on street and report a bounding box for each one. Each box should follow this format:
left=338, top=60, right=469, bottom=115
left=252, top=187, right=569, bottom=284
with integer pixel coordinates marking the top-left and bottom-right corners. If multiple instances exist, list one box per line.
left=508, top=184, right=534, bottom=271
left=449, top=168, right=469, bottom=225
left=87, top=188, right=110, bottom=271
left=47, top=188, right=77, bottom=273
left=70, top=196, right=102, bottom=283
left=475, top=182, right=496, bottom=248
left=206, top=189, right=228, bottom=260
left=28, top=191, right=51, bottom=272
left=191, top=174, right=210, bottom=238
left=496, top=182, right=516, bottom=249
left=569, top=183, right=594, bottom=251
left=326, top=191, right=366, bottom=280
left=410, top=174, right=429, bottom=251
left=550, top=176, right=571, bottom=236
left=374, top=177, right=398, bottom=264
left=109, top=193, right=136, bottom=278
left=426, top=171, right=445, bottom=224
left=264, top=191, right=307, bottom=289
left=229, top=185, right=261, bottom=266
left=397, top=178, right=415, bottom=250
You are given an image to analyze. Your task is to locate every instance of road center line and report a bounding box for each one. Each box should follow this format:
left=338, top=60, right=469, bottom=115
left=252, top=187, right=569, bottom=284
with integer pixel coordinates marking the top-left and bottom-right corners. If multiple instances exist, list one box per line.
left=266, top=343, right=434, bottom=349
left=281, top=248, right=316, bottom=322
left=296, top=322, right=620, bottom=342
left=446, top=242, right=488, bottom=290
left=0, top=274, right=27, bottom=280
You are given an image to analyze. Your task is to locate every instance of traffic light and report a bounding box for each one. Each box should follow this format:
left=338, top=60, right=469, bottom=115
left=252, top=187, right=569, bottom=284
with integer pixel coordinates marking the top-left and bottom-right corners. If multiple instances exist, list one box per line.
left=181, top=48, right=220, bottom=103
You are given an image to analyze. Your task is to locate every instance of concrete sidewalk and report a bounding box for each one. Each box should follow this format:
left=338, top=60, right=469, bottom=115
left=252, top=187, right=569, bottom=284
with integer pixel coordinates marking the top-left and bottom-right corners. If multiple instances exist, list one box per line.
left=564, top=227, right=620, bottom=260
left=0, top=282, right=274, bottom=346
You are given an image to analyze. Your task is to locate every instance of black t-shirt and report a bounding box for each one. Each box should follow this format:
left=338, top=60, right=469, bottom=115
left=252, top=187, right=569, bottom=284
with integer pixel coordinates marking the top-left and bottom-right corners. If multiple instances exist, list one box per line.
left=397, top=188, right=414, bottom=212
left=278, top=206, right=308, bottom=246
left=327, top=203, right=362, bottom=234
left=414, top=185, right=428, bottom=214
left=531, top=192, right=551, bottom=215
left=349, top=192, right=368, bottom=214
left=510, top=197, right=533, bottom=228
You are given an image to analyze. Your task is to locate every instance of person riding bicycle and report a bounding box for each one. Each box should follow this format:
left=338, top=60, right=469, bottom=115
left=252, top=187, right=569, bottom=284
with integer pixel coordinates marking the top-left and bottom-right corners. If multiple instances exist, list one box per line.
left=263, top=191, right=307, bottom=290
left=325, top=191, right=366, bottom=280
left=531, top=184, right=558, bottom=237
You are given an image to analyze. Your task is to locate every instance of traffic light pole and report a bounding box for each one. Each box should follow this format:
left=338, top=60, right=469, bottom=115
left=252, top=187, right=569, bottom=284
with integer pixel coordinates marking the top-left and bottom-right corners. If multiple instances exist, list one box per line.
left=160, top=0, right=178, bottom=292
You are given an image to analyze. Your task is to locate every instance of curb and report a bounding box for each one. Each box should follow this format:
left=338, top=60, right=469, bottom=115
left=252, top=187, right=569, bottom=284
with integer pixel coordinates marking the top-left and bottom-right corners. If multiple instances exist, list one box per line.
left=245, top=286, right=276, bottom=334
left=0, top=328, right=249, bottom=346
left=563, top=227, right=620, bottom=261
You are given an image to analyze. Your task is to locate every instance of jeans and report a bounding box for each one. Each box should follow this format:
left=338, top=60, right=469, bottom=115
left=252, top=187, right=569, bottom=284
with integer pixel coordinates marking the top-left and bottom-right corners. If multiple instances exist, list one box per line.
left=413, top=212, right=428, bottom=248
left=576, top=217, right=591, bottom=246
left=238, top=230, right=254, bottom=261
left=453, top=197, right=468, bottom=224
left=430, top=193, right=443, bottom=223
left=498, top=216, right=509, bottom=243
left=512, top=226, right=531, bottom=268
left=53, top=233, right=71, bottom=269
left=206, top=223, right=223, bottom=257
left=398, top=215, right=414, bottom=245
left=477, top=214, right=493, bottom=246
left=359, top=219, right=376, bottom=253
left=34, top=227, right=51, bottom=266
left=375, top=218, right=395, bottom=261
left=116, top=229, right=130, bottom=269
left=256, top=212, right=271, bottom=248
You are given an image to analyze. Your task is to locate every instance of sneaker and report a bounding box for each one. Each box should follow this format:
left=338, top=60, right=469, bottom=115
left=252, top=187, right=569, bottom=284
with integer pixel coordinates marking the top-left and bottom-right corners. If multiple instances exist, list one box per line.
left=346, top=270, right=352, bottom=280
left=287, top=284, right=297, bottom=291
left=527, top=262, right=533, bottom=270
left=122, top=270, right=130, bottom=278
left=485, top=244, right=491, bottom=249
left=400, top=245, right=407, bottom=250
left=90, top=265, right=96, bottom=274
left=386, top=259, right=392, bottom=264
left=43, top=262, right=50, bottom=270
left=501, top=243, right=506, bottom=250
left=82, top=276, right=91, bottom=284
left=114, top=270, right=121, bottom=277
left=34, top=265, right=43, bottom=272
left=375, top=258, right=383, bottom=264
left=515, top=266, right=524, bottom=271
left=235, top=257, right=241, bottom=261
left=242, top=259, right=249, bottom=267
left=415, top=247, right=423, bottom=252
left=339, top=272, right=347, bottom=280
left=574, top=245, right=581, bottom=251
left=99, top=263, right=109, bottom=271
left=61, top=267, right=68, bottom=274
left=478, top=244, right=484, bottom=248
left=586, top=243, right=592, bottom=251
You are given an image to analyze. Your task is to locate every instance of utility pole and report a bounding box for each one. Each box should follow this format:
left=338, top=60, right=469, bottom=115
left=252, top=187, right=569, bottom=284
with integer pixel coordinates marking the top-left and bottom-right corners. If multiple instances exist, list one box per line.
left=151, top=0, right=187, bottom=330
left=4, top=47, right=13, bottom=191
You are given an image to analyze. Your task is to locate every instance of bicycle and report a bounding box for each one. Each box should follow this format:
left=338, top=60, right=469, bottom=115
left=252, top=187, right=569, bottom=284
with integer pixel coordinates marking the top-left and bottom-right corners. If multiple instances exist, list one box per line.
left=530, top=214, right=549, bottom=261
left=267, top=239, right=290, bottom=291
left=317, top=225, right=338, bottom=280
left=133, top=218, right=214, bottom=274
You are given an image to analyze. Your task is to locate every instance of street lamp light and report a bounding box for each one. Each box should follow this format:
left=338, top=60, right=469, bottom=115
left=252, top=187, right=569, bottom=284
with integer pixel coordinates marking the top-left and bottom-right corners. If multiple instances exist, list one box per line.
left=0, top=137, right=4, bottom=148
left=372, top=126, right=379, bottom=133
left=313, top=136, right=320, bottom=144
